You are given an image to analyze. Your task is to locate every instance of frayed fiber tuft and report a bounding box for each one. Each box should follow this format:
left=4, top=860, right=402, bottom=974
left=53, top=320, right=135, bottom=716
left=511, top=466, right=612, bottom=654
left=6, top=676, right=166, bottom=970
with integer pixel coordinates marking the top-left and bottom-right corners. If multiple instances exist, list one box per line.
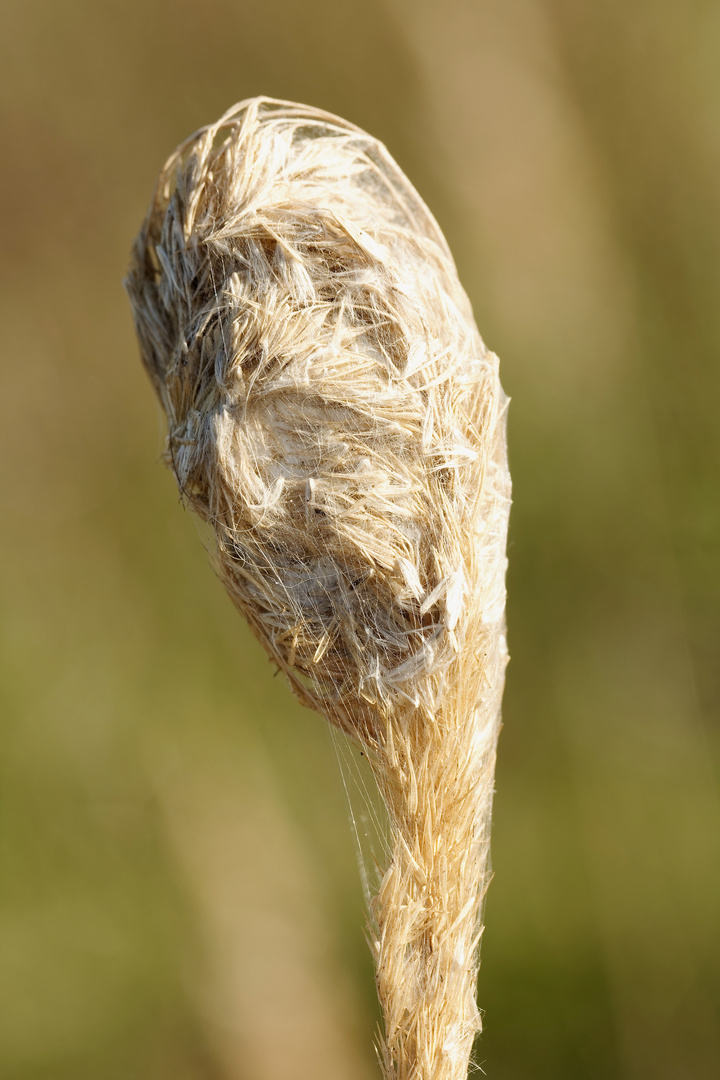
left=127, top=97, right=511, bottom=1080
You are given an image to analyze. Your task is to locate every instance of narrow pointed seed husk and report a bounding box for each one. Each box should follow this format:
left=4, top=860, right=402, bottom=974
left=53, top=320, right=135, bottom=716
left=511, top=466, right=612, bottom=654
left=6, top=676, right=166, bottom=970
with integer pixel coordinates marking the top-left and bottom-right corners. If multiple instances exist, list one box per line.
left=127, top=97, right=511, bottom=1080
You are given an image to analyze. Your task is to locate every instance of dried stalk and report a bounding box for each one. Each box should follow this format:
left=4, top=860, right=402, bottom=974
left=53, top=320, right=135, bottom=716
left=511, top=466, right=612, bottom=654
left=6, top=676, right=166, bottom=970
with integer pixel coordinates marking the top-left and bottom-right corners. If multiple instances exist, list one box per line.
left=127, top=97, right=510, bottom=1080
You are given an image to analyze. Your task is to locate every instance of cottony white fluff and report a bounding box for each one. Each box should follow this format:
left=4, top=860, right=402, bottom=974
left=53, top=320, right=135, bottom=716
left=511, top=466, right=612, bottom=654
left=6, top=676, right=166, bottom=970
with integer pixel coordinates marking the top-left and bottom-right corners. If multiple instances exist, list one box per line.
left=127, top=97, right=511, bottom=1080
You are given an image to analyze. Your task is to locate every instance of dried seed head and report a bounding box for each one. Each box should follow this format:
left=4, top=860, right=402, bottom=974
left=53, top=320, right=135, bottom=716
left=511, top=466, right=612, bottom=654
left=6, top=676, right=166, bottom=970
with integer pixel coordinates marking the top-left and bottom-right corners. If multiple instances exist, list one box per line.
left=128, top=96, right=509, bottom=746
left=128, top=97, right=511, bottom=1080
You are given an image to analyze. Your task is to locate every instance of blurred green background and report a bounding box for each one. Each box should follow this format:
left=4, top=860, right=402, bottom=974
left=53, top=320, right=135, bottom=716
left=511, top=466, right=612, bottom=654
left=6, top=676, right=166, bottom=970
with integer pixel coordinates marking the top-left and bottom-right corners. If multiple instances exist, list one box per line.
left=1, top=1, right=719, bottom=1077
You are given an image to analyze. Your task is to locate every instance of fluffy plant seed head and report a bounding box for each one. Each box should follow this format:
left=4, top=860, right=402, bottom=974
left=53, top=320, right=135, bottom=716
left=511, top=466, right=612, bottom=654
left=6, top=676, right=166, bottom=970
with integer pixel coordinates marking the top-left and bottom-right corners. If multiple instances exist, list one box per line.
left=127, top=97, right=510, bottom=1080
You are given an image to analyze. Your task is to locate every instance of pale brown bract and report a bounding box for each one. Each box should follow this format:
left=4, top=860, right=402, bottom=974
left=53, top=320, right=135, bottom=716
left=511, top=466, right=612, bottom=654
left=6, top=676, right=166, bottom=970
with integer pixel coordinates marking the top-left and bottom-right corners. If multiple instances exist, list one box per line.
left=127, top=96, right=511, bottom=1080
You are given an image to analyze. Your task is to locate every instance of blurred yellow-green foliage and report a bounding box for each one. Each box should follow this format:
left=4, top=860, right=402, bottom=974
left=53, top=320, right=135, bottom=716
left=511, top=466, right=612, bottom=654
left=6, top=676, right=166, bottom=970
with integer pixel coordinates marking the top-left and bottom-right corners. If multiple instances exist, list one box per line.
left=1, top=1, right=719, bottom=1077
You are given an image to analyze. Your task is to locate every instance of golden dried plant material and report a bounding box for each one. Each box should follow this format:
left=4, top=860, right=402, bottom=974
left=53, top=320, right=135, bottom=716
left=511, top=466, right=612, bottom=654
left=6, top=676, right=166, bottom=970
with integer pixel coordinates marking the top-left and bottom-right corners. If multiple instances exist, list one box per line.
left=127, top=97, right=511, bottom=1080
